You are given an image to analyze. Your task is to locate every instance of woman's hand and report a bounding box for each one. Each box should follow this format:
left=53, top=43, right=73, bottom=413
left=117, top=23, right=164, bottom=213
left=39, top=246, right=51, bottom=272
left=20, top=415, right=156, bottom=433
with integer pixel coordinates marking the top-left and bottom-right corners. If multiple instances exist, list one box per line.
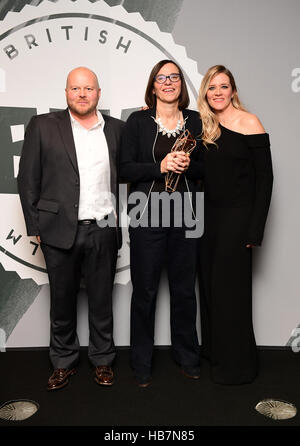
left=160, top=151, right=190, bottom=174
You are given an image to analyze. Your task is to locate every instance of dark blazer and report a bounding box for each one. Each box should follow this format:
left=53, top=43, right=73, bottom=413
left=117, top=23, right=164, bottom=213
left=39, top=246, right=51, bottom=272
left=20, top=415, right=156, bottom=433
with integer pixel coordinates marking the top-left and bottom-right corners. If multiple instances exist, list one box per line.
left=17, top=108, right=124, bottom=249
left=120, top=107, right=203, bottom=214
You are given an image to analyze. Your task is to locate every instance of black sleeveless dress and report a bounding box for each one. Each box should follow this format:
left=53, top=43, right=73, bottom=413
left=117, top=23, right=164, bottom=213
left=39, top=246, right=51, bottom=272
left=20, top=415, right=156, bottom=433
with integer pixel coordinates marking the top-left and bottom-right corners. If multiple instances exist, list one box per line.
left=199, top=125, right=273, bottom=384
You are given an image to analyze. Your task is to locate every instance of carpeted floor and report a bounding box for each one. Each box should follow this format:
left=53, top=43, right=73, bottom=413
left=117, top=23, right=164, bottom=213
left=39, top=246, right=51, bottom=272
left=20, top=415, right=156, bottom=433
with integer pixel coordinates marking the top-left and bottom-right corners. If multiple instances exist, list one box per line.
left=1, top=348, right=300, bottom=429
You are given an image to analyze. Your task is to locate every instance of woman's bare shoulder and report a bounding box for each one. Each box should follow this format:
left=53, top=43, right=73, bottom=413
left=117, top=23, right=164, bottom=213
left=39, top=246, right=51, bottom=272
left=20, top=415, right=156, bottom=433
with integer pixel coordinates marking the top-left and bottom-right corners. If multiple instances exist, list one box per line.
left=238, top=111, right=266, bottom=135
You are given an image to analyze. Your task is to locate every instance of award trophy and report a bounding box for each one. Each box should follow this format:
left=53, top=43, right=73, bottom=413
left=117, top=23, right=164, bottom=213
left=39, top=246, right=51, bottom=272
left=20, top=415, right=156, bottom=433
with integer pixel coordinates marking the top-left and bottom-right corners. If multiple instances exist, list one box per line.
left=165, top=129, right=197, bottom=192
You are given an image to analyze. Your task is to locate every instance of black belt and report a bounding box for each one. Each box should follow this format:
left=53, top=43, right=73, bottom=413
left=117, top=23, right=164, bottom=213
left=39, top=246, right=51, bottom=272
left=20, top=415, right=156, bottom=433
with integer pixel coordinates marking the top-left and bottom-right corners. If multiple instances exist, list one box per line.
left=78, top=219, right=96, bottom=225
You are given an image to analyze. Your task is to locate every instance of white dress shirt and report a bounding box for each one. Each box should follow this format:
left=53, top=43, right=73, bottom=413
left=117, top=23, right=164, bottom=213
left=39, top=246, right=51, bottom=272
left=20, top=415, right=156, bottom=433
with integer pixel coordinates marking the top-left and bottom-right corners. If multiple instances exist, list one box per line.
left=69, top=109, right=114, bottom=221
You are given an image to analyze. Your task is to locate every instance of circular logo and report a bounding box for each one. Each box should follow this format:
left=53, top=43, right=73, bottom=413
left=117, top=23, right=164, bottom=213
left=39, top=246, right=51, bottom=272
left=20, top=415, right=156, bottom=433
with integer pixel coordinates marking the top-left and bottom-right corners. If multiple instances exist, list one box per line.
left=0, top=0, right=203, bottom=285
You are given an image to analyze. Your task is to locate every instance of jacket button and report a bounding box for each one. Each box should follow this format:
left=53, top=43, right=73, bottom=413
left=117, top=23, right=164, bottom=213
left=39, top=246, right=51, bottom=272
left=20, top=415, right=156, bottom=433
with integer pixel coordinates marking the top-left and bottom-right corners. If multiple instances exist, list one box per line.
left=74, top=204, right=78, bottom=208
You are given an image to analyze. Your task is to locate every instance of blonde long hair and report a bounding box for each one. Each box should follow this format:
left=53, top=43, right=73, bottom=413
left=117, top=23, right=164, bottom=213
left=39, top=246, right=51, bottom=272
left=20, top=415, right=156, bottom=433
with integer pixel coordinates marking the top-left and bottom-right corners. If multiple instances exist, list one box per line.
left=197, top=65, right=246, bottom=147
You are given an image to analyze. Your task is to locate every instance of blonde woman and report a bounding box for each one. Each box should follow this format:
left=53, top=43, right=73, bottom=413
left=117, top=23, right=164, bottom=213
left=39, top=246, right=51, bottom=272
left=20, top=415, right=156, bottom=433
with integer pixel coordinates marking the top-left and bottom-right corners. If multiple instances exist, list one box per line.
left=198, top=65, right=273, bottom=384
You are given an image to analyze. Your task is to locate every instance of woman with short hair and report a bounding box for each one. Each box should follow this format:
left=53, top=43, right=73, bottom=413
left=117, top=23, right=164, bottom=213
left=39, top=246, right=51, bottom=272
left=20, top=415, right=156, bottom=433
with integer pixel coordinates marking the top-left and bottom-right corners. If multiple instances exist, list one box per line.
left=120, top=59, right=203, bottom=387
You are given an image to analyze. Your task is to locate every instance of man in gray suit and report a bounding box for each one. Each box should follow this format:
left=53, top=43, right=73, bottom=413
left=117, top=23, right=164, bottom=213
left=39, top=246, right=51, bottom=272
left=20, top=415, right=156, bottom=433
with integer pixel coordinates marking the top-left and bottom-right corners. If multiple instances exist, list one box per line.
left=18, top=67, right=124, bottom=390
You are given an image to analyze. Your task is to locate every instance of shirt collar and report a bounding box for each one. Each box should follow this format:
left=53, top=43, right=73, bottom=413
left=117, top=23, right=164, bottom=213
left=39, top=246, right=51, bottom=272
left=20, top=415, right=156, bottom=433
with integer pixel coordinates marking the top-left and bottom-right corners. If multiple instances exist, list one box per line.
left=68, top=109, right=104, bottom=130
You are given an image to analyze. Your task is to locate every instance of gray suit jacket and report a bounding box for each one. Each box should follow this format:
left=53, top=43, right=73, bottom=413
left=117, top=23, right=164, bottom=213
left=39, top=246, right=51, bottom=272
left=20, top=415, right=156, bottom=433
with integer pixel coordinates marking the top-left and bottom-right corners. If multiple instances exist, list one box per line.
left=17, top=108, right=124, bottom=249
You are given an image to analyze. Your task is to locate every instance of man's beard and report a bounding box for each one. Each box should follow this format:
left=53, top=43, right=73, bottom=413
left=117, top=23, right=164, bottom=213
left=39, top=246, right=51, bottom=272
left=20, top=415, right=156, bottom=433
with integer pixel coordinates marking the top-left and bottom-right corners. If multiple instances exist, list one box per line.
left=68, top=102, right=97, bottom=116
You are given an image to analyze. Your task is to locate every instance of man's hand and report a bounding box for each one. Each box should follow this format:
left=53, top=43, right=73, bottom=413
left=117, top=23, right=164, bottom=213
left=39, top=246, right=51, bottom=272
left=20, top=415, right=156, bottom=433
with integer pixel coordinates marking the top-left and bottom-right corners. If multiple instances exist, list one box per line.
left=36, top=236, right=41, bottom=244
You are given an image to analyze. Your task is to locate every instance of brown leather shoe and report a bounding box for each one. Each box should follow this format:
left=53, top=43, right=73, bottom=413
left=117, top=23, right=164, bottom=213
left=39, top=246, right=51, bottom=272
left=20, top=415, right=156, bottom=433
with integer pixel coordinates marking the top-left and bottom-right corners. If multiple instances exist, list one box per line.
left=47, top=368, right=77, bottom=391
left=95, top=365, right=114, bottom=386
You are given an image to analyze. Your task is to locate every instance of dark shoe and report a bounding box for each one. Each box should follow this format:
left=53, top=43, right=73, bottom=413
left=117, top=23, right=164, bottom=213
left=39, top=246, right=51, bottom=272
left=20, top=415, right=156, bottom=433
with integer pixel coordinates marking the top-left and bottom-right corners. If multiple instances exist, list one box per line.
left=181, top=366, right=201, bottom=380
left=47, top=368, right=77, bottom=391
left=136, top=375, right=152, bottom=388
left=95, top=365, right=114, bottom=386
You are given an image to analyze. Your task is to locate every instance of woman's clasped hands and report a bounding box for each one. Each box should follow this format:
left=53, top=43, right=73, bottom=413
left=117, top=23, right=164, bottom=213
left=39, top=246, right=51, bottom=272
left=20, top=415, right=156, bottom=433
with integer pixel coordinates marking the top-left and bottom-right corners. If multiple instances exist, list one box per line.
left=160, top=151, right=190, bottom=174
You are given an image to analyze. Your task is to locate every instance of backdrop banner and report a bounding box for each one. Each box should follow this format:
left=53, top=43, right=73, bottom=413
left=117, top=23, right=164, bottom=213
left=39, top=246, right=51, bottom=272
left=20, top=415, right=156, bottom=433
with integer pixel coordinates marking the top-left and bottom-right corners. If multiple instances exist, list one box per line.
left=0, top=0, right=299, bottom=351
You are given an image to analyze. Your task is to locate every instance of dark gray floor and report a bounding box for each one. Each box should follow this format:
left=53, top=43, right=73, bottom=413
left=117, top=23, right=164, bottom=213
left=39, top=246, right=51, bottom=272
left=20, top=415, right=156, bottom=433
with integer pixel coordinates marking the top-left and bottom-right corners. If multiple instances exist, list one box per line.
left=0, top=348, right=300, bottom=429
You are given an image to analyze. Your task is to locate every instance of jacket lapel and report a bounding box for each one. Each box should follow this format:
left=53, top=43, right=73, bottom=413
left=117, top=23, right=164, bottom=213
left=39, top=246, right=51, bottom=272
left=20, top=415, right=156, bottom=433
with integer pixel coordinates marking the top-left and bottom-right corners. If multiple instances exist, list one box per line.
left=55, top=110, right=117, bottom=189
left=56, top=109, right=79, bottom=174
left=103, top=114, right=117, bottom=196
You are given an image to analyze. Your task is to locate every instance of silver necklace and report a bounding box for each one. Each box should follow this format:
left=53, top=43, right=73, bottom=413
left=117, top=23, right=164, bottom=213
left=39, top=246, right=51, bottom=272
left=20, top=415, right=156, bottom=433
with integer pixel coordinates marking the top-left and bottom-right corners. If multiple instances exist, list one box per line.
left=154, top=116, right=182, bottom=138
